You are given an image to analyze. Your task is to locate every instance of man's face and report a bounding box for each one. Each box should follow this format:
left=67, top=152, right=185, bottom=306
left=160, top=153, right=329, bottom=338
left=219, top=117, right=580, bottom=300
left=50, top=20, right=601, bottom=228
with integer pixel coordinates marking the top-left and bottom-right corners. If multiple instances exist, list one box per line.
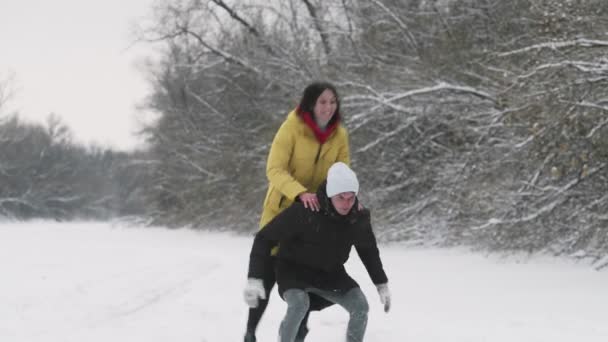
left=330, top=192, right=356, bottom=215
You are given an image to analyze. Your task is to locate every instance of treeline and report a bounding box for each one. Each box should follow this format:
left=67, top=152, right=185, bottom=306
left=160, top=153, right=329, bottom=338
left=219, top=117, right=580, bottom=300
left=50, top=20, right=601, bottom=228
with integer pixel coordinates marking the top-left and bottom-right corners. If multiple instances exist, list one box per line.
left=137, top=0, right=608, bottom=260
left=2, top=0, right=607, bottom=264
left=0, top=114, right=149, bottom=221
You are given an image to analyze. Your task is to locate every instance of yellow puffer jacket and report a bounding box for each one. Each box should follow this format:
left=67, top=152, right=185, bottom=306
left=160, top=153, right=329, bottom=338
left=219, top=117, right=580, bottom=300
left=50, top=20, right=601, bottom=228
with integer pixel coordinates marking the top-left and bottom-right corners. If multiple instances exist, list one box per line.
left=259, top=110, right=350, bottom=228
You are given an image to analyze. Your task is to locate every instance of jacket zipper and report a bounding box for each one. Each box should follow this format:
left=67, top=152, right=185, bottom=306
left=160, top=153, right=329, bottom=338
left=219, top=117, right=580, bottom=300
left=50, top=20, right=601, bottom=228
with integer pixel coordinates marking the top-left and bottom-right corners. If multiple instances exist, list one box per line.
left=311, top=143, right=323, bottom=187
left=314, top=144, right=322, bottom=164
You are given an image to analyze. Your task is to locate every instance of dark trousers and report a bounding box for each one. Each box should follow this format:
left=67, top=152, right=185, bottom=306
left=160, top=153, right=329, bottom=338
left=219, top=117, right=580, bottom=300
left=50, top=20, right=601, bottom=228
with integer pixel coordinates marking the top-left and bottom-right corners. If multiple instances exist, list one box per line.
left=246, top=257, right=309, bottom=338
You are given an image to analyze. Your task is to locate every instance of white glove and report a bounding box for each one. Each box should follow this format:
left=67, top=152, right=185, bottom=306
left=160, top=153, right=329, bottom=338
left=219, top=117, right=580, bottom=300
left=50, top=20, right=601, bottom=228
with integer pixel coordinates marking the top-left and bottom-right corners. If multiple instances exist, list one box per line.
left=376, top=283, right=391, bottom=313
left=243, top=278, right=266, bottom=308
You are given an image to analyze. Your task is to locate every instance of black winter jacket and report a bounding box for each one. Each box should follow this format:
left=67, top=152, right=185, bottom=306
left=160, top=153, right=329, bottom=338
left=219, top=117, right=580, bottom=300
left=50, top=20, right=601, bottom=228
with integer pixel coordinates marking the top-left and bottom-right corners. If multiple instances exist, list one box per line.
left=248, top=182, right=388, bottom=297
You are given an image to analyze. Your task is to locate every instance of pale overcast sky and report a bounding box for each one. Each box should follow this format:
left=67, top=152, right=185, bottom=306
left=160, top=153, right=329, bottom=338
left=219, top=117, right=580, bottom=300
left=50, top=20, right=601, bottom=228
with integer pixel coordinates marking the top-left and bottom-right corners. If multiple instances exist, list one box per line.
left=0, top=0, right=158, bottom=150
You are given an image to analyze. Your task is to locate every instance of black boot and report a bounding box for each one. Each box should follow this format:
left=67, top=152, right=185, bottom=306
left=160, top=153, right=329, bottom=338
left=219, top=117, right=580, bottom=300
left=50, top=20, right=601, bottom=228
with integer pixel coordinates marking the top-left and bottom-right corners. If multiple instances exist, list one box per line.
left=244, top=331, right=256, bottom=342
left=295, top=324, right=309, bottom=342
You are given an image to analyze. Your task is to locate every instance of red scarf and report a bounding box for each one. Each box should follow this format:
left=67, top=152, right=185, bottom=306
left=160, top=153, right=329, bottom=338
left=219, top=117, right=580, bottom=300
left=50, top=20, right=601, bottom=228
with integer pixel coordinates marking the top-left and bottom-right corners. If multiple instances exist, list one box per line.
left=296, top=107, right=340, bottom=144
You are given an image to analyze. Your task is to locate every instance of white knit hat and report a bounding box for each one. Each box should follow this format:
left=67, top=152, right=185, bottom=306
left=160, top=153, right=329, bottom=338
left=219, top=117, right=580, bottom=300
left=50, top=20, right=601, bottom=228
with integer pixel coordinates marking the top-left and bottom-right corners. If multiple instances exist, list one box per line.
left=326, top=162, right=359, bottom=198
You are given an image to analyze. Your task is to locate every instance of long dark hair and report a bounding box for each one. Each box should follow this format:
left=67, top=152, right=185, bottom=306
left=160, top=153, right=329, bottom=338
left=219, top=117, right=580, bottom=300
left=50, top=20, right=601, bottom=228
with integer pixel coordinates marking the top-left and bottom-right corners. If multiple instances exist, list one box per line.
left=298, top=82, right=341, bottom=117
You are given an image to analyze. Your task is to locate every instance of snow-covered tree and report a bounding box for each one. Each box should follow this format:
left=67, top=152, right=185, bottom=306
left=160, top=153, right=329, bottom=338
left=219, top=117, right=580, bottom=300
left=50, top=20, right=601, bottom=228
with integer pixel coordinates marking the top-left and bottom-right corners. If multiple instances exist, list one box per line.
left=138, top=0, right=608, bottom=259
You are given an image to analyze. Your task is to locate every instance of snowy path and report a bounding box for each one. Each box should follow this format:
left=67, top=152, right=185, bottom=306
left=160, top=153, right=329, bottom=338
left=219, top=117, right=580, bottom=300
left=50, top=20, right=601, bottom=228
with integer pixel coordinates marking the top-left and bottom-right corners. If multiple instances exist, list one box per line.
left=1, top=222, right=607, bottom=341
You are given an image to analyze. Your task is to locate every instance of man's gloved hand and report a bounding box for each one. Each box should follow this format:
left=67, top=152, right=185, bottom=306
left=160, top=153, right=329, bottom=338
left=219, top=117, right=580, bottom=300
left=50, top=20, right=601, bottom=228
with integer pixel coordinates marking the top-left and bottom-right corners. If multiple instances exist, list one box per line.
left=376, top=283, right=391, bottom=313
left=243, top=278, right=266, bottom=308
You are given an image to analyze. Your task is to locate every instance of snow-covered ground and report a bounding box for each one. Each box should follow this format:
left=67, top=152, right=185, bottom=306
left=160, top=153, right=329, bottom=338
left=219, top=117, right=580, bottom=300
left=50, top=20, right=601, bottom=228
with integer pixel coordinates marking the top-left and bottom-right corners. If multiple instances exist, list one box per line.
left=1, top=222, right=607, bottom=342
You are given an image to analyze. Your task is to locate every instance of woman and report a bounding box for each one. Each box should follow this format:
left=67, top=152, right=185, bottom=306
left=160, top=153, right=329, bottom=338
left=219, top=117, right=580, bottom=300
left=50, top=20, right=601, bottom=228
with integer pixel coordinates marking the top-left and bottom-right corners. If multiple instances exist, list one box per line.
left=244, top=82, right=350, bottom=342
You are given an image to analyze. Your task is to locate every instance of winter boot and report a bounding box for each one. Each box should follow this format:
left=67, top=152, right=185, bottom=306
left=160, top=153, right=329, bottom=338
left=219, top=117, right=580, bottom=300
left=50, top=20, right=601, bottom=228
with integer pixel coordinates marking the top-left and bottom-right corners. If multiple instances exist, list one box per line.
left=295, top=324, right=309, bottom=342
left=244, top=331, right=256, bottom=342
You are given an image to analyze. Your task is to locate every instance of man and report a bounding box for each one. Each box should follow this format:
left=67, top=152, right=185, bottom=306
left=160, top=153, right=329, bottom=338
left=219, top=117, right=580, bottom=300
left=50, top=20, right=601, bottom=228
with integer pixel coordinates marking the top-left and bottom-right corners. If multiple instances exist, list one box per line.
left=244, top=162, right=391, bottom=342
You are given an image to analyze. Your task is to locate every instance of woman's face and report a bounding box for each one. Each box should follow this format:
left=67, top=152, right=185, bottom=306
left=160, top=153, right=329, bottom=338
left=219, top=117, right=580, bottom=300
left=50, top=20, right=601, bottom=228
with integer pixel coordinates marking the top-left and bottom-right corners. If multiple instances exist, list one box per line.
left=313, top=89, right=337, bottom=127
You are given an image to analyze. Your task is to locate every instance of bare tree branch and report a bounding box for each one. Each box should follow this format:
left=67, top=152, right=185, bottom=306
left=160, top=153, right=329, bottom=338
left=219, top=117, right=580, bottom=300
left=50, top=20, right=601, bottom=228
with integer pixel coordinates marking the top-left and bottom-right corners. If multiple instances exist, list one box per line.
left=179, top=27, right=262, bottom=74
left=209, top=0, right=281, bottom=57
left=499, top=38, right=608, bottom=57
left=369, top=0, right=419, bottom=53
left=301, top=0, right=332, bottom=57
